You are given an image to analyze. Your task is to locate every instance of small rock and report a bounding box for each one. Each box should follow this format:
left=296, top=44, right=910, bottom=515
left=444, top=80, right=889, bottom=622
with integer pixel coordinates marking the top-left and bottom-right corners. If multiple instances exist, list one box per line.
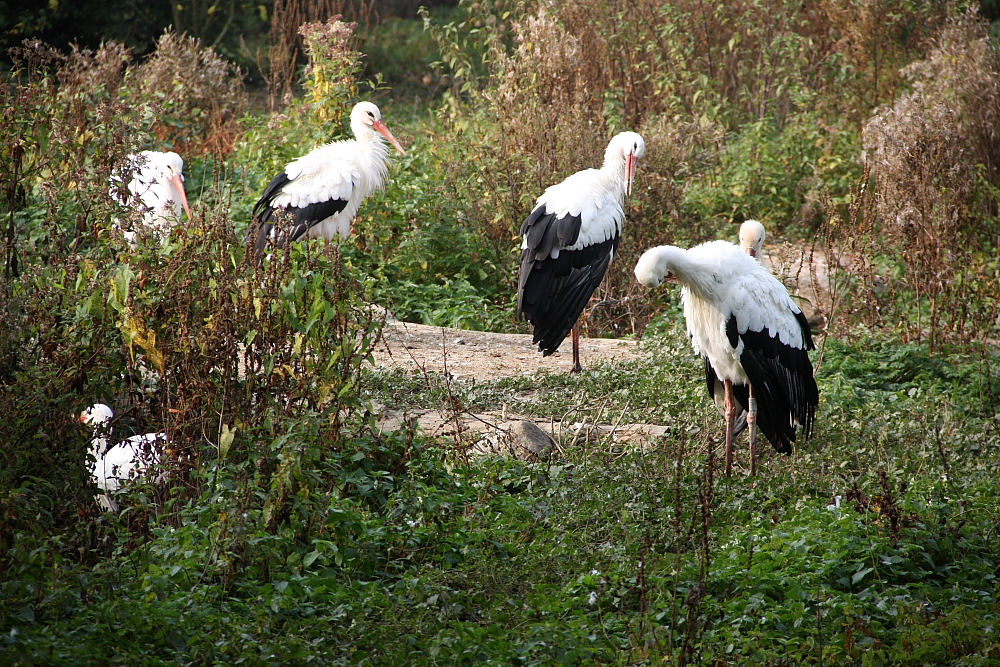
left=454, top=338, right=466, bottom=345
left=472, top=420, right=555, bottom=461
left=507, top=421, right=555, bottom=460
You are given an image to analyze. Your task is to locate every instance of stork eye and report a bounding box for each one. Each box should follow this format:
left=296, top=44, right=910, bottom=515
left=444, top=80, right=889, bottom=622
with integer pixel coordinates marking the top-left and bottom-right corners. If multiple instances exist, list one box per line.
left=367, top=111, right=375, bottom=118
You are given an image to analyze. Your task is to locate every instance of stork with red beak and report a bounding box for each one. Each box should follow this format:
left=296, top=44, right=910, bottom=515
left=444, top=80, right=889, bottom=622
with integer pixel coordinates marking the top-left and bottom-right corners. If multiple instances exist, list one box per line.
left=113, top=151, right=192, bottom=243
left=517, top=132, right=646, bottom=372
left=251, top=101, right=406, bottom=255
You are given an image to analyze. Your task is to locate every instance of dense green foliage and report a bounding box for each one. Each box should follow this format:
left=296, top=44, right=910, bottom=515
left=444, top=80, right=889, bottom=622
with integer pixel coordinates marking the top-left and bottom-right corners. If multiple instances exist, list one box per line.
left=3, top=325, right=1000, bottom=664
left=2, top=2, right=1000, bottom=665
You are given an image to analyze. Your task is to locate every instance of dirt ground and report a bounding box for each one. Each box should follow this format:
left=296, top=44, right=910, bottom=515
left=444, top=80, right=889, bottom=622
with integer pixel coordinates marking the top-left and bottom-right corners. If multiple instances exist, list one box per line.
left=371, top=320, right=642, bottom=380
left=369, top=242, right=834, bottom=382
left=369, top=322, right=655, bottom=454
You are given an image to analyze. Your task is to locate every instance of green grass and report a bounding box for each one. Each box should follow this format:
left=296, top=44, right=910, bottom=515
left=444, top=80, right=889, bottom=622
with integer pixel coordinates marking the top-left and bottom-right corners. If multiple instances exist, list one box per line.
left=4, top=325, right=999, bottom=665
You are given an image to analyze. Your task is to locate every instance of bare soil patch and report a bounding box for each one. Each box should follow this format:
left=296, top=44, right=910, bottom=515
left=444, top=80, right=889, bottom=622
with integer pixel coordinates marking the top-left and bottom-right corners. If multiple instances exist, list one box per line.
left=371, top=320, right=642, bottom=380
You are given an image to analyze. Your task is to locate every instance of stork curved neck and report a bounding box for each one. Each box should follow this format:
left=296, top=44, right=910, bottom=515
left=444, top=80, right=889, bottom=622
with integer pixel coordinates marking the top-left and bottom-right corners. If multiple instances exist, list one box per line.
left=89, top=436, right=108, bottom=459
left=659, top=247, right=720, bottom=300
left=600, top=153, right=628, bottom=199
left=346, top=118, right=391, bottom=192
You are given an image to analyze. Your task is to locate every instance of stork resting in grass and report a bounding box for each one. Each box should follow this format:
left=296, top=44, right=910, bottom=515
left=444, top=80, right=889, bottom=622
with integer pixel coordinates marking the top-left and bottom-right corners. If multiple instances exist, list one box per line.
left=517, top=132, right=646, bottom=373
left=634, top=239, right=818, bottom=476
left=251, top=101, right=405, bottom=256
left=81, top=404, right=164, bottom=511
left=112, top=151, right=192, bottom=244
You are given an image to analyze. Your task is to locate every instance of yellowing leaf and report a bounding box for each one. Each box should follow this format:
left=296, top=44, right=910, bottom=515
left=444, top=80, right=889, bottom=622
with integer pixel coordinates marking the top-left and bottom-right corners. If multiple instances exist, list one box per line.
left=219, top=423, right=235, bottom=459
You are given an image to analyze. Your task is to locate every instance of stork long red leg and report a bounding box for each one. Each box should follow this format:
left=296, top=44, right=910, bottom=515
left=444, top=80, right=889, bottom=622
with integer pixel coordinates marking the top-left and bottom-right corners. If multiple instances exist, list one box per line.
left=724, top=379, right=736, bottom=477
left=570, top=322, right=582, bottom=374
left=748, top=384, right=758, bottom=477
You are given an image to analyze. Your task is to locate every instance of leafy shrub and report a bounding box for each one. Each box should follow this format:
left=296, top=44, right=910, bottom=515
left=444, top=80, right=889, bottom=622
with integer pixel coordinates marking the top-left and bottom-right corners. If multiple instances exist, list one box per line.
left=123, top=30, right=247, bottom=155
left=821, top=0, right=950, bottom=123
left=266, top=0, right=375, bottom=109
left=298, top=16, right=364, bottom=125
left=862, top=8, right=1000, bottom=345
left=0, top=31, right=387, bottom=594
left=0, top=40, right=141, bottom=277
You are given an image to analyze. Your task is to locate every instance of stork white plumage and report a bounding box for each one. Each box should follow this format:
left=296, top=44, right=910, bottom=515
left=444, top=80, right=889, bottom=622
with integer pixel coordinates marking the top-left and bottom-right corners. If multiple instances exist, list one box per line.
left=517, top=132, right=646, bottom=372
left=251, top=101, right=405, bottom=256
left=80, top=404, right=164, bottom=511
left=112, top=151, right=192, bottom=243
left=634, top=240, right=818, bottom=476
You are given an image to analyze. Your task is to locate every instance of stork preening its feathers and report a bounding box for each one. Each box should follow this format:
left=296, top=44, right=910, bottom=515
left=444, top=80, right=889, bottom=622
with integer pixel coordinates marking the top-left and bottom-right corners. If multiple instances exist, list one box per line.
left=81, top=404, right=165, bottom=511
left=112, top=151, right=192, bottom=243
left=251, top=101, right=405, bottom=256
left=634, top=240, right=818, bottom=476
left=517, top=131, right=646, bottom=372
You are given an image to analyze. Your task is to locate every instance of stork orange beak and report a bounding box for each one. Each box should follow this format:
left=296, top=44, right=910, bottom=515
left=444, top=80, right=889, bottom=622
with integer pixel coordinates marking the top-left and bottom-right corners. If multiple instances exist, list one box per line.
left=373, top=119, right=406, bottom=155
left=172, top=174, right=192, bottom=220
left=625, top=152, right=639, bottom=197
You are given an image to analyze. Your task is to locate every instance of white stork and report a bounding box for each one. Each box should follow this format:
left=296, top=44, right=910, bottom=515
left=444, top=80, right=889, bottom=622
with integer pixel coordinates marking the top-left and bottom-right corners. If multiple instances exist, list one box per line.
left=251, top=101, right=405, bottom=255
left=113, top=151, right=192, bottom=243
left=517, top=131, right=646, bottom=372
left=80, top=404, right=164, bottom=511
left=634, top=240, right=818, bottom=476
left=739, top=219, right=766, bottom=259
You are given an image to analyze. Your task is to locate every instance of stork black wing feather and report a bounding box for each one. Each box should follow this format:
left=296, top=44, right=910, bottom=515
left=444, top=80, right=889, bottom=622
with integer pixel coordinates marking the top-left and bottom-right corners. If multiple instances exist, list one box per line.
left=517, top=214, right=619, bottom=355
left=252, top=172, right=291, bottom=221
left=728, top=314, right=819, bottom=454
left=250, top=171, right=350, bottom=255
left=517, top=209, right=582, bottom=313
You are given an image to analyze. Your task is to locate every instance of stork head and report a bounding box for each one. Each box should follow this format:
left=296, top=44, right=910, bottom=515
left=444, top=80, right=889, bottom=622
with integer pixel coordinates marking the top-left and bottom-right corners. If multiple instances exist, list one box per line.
left=634, top=245, right=679, bottom=288
left=139, top=150, right=192, bottom=221
left=351, top=101, right=406, bottom=155
left=605, top=132, right=646, bottom=197
left=739, top=219, right=766, bottom=258
left=80, top=403, right=114, bottom=426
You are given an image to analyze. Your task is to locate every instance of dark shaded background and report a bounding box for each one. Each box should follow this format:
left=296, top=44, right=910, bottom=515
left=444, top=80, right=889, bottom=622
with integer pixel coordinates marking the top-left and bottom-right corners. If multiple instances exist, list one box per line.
left=1, top=0, right=458, bottom=70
